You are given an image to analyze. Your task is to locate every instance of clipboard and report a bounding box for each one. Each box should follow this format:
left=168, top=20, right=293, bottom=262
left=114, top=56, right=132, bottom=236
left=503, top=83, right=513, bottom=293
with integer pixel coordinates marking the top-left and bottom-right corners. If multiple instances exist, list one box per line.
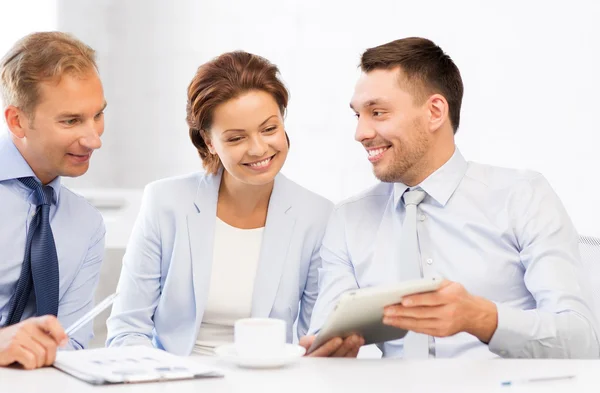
left=53, top=346, right=223, bottom=385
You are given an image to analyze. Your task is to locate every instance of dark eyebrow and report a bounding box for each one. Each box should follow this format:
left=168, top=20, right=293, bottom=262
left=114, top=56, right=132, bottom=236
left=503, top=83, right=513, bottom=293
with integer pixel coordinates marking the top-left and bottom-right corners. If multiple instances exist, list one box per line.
left=223, top=114, right=279, bottom=133
left=350, top=99, right=384, bottom=112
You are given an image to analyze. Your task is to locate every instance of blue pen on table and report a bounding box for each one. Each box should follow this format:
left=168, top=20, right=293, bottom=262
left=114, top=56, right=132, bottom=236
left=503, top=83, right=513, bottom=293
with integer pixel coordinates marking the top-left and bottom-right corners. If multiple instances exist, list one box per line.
left=501, top=374, right=576, bottom=386
left=64, top=292, right=119, bottom=336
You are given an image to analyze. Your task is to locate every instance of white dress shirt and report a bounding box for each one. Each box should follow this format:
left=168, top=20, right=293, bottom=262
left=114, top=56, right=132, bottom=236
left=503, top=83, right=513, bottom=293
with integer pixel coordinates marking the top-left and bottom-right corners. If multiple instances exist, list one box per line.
left=309, top=147, right=599, bottom=358
left=193, top=218, right=264, bottom=355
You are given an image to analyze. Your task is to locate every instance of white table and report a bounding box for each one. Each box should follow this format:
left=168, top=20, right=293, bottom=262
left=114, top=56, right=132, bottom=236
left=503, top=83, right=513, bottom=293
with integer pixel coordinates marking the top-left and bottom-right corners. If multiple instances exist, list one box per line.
left=1, top=357, right=598, bottom=393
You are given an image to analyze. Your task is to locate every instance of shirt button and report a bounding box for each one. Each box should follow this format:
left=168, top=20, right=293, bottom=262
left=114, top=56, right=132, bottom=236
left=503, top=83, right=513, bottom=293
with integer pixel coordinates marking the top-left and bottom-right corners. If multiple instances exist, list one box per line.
left=419, top=214, right=426, bottom=221
left=426, top=258, right=433, bottom=265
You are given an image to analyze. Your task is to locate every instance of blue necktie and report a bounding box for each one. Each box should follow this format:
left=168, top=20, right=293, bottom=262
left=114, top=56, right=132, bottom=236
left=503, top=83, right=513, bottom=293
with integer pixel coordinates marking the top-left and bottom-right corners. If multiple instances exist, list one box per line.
left=4, top=177, right=60, bottom=325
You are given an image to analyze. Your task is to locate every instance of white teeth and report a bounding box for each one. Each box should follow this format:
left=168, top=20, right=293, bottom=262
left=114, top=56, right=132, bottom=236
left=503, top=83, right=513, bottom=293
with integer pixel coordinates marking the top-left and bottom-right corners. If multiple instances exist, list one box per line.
left=368, top=147, right=388, bottom=157
left=249, top=157, right=271, bottom=168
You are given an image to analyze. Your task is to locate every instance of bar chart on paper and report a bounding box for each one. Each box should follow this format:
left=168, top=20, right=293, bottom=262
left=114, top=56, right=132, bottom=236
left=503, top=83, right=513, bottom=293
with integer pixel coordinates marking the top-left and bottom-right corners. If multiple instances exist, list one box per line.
left=54, top=346, right=223, bottom=385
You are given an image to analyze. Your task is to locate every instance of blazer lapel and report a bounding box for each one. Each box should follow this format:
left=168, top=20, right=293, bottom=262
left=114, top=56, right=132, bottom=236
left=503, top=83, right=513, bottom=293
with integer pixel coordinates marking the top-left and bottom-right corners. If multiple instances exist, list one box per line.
left=187, top=170, right=221, bottom=327
left=251, top=174, right=296, bottom=317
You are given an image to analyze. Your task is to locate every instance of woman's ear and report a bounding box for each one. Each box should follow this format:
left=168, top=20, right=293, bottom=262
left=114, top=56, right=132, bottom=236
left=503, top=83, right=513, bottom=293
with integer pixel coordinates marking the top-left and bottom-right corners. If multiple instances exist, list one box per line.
left=202, top=129, right=216, bottom=154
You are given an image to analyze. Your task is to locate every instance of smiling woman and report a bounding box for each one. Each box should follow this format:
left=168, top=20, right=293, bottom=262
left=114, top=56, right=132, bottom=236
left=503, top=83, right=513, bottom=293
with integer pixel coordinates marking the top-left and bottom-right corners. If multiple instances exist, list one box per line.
left=198, top=90, right=288, bottom=187
left=106, top=50, right=335, bottom=358
left=185, top=51, right=292, bottom=227
left=187, top=51, right=290, bottom=178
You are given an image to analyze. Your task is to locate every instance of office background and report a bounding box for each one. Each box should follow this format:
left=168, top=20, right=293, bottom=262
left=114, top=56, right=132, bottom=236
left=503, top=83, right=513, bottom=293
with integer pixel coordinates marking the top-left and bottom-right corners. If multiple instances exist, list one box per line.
left=2, top=0, right=599, bottom=237
left=1, top=0, right=599, bottom=348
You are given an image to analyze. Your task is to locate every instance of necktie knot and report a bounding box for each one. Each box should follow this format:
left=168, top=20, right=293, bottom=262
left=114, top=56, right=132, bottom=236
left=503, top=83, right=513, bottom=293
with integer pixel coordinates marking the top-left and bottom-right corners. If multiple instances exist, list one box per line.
left=403, top=189, right=426, bottom=207
left=18, top=177, right=54, bottom=206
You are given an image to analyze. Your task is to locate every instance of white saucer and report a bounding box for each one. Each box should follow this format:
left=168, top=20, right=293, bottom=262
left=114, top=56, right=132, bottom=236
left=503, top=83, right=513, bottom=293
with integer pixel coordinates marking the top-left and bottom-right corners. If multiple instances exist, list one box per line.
left=214, top=343, right=306, bottom=369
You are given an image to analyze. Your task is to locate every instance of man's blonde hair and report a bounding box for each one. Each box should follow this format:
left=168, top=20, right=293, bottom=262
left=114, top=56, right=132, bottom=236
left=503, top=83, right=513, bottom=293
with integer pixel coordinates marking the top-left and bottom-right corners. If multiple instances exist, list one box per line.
left=0, top=31, right=97, bottom=114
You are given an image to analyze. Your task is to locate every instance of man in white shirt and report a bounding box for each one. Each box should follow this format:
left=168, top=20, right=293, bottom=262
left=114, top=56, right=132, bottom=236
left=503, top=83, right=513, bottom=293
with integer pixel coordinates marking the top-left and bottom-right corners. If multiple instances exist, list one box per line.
left=304, top=37, right=599, bottom=358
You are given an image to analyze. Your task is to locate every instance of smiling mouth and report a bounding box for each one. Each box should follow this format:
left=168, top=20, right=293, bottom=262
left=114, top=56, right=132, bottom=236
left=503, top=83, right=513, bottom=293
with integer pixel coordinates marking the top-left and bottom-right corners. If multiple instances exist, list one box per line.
left=242, top=154, right=276, bottom=169
left=367, top=146, right=390, bottom=156
left=67, top=152, right=92, bottom=159
left=366, top=145, right=391, bottom=162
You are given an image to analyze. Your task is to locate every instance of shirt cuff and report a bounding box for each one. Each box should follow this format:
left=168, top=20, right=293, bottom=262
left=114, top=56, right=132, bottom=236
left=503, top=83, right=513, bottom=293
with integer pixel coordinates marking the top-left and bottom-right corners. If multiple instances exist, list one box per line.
left=487, top=303, right=532, bottom=357
left=108, top=333, right=154, bottom=348
left=60, top=338, right=84, bottom=351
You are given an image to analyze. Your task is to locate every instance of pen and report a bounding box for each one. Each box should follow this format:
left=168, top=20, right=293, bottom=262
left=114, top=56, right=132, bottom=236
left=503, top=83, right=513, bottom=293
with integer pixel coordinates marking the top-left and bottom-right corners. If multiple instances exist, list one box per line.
left=65, top=292, right=118, bottom=336
left=501, top=375, right=576, bottom=386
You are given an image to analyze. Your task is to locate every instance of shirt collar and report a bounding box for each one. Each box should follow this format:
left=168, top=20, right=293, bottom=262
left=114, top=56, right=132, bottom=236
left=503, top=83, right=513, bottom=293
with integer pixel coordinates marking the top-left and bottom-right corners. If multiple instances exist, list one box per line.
left=393, top=147, right=467, bottom=207
left=0, top=133, right=62, bottom=203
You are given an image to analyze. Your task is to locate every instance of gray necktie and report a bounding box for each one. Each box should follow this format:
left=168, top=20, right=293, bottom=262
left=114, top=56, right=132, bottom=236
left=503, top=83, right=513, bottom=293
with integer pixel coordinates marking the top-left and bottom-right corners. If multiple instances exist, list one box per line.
left=400, top=189, right=430, bottom=359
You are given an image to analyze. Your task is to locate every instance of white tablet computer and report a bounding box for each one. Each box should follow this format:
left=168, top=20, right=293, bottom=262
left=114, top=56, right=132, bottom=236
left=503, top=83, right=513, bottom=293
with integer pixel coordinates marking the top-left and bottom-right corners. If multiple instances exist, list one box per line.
left=308, top=277, right=442, bottom=354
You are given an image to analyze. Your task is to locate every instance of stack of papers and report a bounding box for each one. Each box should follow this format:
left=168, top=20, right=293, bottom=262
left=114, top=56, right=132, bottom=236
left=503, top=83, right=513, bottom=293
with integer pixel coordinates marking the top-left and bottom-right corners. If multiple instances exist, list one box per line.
left=54, top=346, right=223, bottom=385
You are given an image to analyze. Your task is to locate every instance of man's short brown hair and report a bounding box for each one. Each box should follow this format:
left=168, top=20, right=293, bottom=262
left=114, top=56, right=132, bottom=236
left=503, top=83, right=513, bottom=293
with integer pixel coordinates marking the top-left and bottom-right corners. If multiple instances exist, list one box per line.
left=361, top=37, right=463, bottom=133
left=0, top=31, right=97, bottom=115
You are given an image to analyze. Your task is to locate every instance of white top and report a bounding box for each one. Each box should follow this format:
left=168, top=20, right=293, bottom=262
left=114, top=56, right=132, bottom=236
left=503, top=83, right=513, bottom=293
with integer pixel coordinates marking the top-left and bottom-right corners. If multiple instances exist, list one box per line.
left=193, top=217, right=264, bottom=355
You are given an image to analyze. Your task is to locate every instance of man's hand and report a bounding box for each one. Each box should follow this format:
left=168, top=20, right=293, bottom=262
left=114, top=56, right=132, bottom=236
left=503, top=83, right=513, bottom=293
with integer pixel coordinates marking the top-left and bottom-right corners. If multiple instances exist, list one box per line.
left=0, top=316, right=68, bottom=370
left=383, top=280, right=498, bottom=343
left=299, top=335, right=364, bottom=358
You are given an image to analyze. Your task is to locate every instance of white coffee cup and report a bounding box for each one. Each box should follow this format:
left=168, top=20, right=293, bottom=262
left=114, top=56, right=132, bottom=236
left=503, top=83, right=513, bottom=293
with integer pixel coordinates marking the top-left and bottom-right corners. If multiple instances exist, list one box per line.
left=234, top=318, right=286, bottom=359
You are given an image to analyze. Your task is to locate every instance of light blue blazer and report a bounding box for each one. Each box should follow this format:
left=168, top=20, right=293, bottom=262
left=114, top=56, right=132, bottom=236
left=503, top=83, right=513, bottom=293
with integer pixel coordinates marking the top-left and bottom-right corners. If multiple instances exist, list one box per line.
left=106, top=170, right=333, bottom=355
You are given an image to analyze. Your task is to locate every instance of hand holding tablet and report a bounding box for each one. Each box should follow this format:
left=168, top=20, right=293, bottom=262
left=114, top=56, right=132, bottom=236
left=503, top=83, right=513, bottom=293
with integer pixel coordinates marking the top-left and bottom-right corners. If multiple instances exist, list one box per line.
left=307, top=278, right=442, bottom=354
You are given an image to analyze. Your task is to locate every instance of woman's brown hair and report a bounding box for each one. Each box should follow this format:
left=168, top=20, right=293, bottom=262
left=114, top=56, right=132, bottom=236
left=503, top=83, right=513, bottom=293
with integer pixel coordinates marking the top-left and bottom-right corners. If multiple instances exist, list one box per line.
left=186, top=51, right=289, bottom=174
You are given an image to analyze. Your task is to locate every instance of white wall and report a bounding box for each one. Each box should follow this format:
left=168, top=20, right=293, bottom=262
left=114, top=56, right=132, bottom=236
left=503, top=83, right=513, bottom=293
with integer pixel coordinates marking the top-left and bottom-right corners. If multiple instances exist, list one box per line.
left=16, top=0, right=600, bottom=237
left=0, top=1, right=56, bottom=56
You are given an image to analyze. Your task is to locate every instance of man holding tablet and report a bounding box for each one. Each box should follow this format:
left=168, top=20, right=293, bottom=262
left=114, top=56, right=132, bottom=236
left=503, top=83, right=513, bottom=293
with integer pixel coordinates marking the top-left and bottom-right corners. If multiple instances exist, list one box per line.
left=303, top=37, right=599, bottom=358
